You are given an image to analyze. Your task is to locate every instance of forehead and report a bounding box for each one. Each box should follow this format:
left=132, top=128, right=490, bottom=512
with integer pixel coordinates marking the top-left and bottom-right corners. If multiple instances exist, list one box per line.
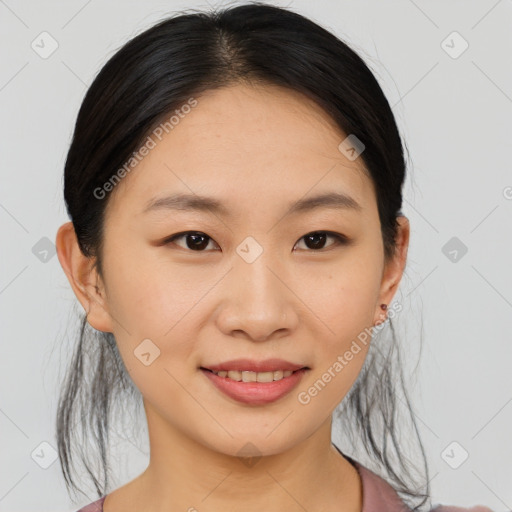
left=105, top=83, right=375, bottom=222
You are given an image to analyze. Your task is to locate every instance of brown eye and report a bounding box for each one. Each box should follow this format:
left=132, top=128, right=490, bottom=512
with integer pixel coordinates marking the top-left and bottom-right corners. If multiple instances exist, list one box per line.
left=165, top=231, right=218, bottom=251
left=294, top=231, right=348, bottom=251
left=163, top=230, right=349, bottom=253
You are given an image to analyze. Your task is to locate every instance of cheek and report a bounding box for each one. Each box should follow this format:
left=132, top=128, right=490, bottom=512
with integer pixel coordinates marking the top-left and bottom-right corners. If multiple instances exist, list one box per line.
left=304, top=252, right=382, bottom=341
left=100, top=251, right=206, bottom=392
left=103, top=242, right=210, bottom=338
left=296, top=261, right=377, bottom=410
left=296, top=256, right=381, bottom=408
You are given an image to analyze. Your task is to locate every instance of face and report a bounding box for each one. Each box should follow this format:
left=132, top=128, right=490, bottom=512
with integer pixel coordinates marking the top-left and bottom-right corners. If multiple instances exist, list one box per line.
left=58, top=83, right=408, bottom=458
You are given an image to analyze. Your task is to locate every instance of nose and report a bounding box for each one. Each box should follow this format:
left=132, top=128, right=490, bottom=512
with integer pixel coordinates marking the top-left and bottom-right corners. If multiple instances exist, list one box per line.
left=215, top=253, right=299, bottom=342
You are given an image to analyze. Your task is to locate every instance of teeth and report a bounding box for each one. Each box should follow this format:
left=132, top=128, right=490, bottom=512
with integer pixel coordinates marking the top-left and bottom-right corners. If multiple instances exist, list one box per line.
left=212, top=369, right=296, bottom=381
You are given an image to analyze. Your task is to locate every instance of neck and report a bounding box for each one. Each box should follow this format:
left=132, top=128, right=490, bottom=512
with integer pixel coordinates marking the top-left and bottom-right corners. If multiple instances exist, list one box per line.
left=109, top=402, right=362, bottom=512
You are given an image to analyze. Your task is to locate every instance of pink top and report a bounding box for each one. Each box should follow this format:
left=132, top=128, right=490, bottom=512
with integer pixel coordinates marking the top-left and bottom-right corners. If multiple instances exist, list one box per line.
left=74, top=453, right=496, bottom=512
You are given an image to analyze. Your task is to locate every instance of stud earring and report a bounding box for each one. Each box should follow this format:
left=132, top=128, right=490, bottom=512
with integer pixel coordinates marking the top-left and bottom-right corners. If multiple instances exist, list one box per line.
left=373, top=303, right=388, bottom=327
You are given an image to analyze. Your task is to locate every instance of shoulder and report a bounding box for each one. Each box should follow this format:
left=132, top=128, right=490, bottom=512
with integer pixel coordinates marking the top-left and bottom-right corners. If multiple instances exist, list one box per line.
left=74, top=496, right=106, bottom=512
left=349, top=456, right=496, bottom=512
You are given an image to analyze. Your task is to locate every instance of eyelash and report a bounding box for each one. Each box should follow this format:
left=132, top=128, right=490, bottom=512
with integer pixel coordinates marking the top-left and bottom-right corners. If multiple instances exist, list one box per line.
left=162, top=230, right=350, bottom=252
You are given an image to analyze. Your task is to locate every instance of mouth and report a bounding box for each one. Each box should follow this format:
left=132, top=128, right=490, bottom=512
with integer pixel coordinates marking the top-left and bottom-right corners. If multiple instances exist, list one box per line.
left=200, top=366, right=310, bottom=405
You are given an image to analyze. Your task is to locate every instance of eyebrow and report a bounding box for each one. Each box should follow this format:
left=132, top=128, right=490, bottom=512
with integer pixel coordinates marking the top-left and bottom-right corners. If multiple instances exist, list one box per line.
left=142, top=191, right=362, bottom=218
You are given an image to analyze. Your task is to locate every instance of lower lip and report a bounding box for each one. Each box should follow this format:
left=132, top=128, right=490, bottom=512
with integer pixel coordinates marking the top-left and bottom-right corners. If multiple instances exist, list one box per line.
left=200, top=368, right=308, bottom=405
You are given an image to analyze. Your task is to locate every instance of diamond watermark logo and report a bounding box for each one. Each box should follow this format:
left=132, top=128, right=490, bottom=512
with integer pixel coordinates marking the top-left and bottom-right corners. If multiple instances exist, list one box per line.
left=441, top=441, right=469, bottom=469
left=32, top=236, right=56, bottom=263
left=31, top=31, right=59, bottom=59
left=442, top=236, right=468, bottom=263
left=31, top=441, right=58, bottom=469
left=338, top=134, right=365, bottom=161
left=441, top=31, right=469, bottom=59
left=236, top=236, right=263, bottom=264
left=134, top=338, right=161, bottom=366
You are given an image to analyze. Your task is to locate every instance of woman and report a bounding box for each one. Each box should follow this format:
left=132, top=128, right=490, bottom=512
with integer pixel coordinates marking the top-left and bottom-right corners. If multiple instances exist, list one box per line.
left=55, top=3, right=495, bottom=511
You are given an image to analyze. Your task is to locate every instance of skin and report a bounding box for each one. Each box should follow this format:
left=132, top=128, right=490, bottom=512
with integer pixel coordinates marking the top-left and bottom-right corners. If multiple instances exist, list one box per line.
left=56, top=83, right=409, bottom=512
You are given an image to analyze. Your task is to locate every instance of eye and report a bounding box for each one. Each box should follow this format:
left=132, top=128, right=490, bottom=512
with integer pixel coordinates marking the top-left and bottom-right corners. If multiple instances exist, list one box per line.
left=163, top=230, right=349, bottom=252
left=164, top=231, right=219, bottom=252
left=294, top=231, right=349, bottom=251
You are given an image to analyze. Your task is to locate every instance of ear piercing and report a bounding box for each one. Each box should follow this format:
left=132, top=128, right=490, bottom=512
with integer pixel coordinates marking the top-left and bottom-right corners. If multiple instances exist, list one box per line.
left=374, top=303, right=388, bottom=327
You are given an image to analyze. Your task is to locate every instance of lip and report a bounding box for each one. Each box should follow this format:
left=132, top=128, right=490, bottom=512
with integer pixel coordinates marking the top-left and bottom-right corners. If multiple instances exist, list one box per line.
left=201, top=358, right=307, bottom=373
left=201, top=367, right=308, bottom=405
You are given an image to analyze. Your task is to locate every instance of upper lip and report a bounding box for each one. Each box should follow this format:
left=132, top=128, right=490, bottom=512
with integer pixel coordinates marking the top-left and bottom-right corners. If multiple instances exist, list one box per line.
left=201, top=358, right=308, bottom=373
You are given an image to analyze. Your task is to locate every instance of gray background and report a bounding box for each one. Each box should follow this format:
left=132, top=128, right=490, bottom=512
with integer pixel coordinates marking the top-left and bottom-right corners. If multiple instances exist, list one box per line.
left=1, top=0, right=511, bottom=511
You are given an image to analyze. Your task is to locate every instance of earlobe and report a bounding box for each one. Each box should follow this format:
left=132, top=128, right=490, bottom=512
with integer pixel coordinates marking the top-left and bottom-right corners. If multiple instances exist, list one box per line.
left=373, top=303, right=388, bottom=327
left=55, top=222, right=114, bottom=333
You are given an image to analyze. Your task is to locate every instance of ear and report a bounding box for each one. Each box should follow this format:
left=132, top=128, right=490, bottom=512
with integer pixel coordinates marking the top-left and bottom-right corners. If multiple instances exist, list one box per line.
left=373, top=215, right=410, bottom=326
left=55, top=221, right=114, bottom=332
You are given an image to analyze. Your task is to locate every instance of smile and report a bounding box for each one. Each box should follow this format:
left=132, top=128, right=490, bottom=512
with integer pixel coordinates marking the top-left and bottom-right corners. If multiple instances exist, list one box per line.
left=204, top=368, right=299, bottom=382
left=200, top=367, right=309, bottom=405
